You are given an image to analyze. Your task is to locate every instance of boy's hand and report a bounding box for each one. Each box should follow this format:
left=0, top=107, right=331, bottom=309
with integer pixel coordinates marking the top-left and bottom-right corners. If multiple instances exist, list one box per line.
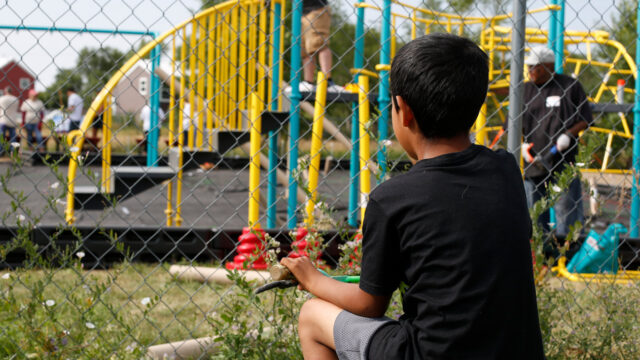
left=280, top=256, right=322, bottom=292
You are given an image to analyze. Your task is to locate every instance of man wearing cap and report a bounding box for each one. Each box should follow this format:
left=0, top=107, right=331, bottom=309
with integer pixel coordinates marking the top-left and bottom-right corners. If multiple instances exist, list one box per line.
left=521, top=45, right=592, bottom=250
left=21, top=89, right=45, bottom=152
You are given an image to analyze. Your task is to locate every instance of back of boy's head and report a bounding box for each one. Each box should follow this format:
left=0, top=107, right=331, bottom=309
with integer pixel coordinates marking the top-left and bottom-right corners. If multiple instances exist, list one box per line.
left=390, top=33, right=488, bottom=138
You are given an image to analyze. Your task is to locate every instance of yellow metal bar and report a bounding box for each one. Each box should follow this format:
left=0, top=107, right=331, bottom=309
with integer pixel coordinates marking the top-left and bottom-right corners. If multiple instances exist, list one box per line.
left=258, top=2, right=268, bottom=104
left=215, top=13, right=223, bottom=129
left=358, top=75, right=371, bottom=224
left=589, top=126, right=633, bottom=139
left=188, top=20, right=197, bottom=148
left=351, top=68, right=379, bottom=78
left=239, top=3, right=249, bottom=123
left=601, top=132, right=614, bottom=171
left=175, top=30, right=188, bottom=227
left=248, top=92, right=262, bottom=226
left=278, top=0, right=285, bottom=110
left=101, top=97, right=109, bottom=192
left=305, top=72, right=328, bottom=225
left=206, top=14, right=215, bottom=149
left=552, top=257, right=640, bottom=284
left=474, top=102, right=488, bottom=146
left=222, top=9, right=230, bottom=128
left=247, top=2, right=257, bottom=107
left=230, top=5, right=239, bottom=129
left=196, top=19, right=206, bottom=148
left=166, top=34, right=177, bottom=227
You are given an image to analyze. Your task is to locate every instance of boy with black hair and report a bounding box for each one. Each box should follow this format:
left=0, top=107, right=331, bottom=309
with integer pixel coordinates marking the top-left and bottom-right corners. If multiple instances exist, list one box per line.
left=281, top=33, right=544, bottom=359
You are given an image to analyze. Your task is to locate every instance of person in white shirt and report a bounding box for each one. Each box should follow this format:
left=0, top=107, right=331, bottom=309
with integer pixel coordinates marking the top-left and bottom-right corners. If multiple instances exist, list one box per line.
left=0, top=87, right=20, bottom=156
left=139, top=103, right=166, bottom=153
left=20, top=89, right=45, bottom=151
left=182, top=101, right=192, bottom=146
left=66, top=88, right=84, bottom=131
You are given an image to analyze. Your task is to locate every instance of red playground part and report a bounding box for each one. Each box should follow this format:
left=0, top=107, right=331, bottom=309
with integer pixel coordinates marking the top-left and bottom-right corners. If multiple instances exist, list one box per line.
left=289, top=227, right=311, bottom=258
left=226, top=226, right=268, bottom=270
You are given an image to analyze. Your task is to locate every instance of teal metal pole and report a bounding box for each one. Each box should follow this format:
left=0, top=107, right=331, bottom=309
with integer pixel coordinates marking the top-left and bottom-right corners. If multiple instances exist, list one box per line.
left=349, top=0, right=365, bottom=227
left=287, top=0, right=304, bottom=228
left=376, top=0, right=392, bottom=181
left=0, top=25, right=152, bottom=36
left=147, top=33, right=161, bottom=166
left=554, top=0, right=565, bottom=74
left=547, top=0, right=558, bottom=49
left=630, top=3, right=640, bottom=237
left=267, top=2, right=283, bottom=229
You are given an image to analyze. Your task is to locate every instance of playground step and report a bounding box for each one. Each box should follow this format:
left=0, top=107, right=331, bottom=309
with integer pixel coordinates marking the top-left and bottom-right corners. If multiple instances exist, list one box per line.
left=73, top=166, right=176, bottom=210
left=299, top=90, right=378, bottom=104
left=73, top=185, right=111, bottom=210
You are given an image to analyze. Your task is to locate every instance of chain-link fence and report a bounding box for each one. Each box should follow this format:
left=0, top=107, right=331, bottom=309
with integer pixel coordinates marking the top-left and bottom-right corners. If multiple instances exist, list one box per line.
left=1, top=0, right=640, bottom=358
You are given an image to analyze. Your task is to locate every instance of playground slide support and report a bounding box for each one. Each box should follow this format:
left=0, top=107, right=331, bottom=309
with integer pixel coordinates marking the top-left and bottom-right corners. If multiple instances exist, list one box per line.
left=358, top=75, right=372, bottom=223
left=288, top=0, right=304, bottom=228
left=148, top=37, right=162, bottom=166
left=249, top=93, right=263, bottom=226
left=554, top=0, right=565, bottom=74
left=507, top=0, right=527, bottom=161
left=267, top=2, right=281, bottom=229
left=377, top=0, right=392, bottom=181
left=630, top=2, right=640, bottom=237
left=547, top=0, right=558, bottom=50
left=349, top=0, right=365, bottom=227
left=166, top=36, right=177, bottom=226
left=305, top=72, right=328, bottom=226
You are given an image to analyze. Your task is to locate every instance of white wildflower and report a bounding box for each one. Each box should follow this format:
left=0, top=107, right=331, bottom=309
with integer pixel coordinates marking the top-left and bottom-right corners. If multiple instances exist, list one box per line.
left=85, top=322, right=96, bottom=329
left=576, top=162, right=585, bottom=167
left=381, top=139, right=393, bottom=147
left=50, top=182, right=60, bottom=189
left=44, top=300, right=55, bottom=307
left=140, top=297, right=151, bottom=306
left=17, top=214, right=25, bottom=222
left=70, top=147, right=79, bottom=152
left=55, top=198, right=66, bottom=205
left=75, top=251, right=85, bottom=259
left=1, top=273, right=10, bottom=280
left=551, top=185, right=562, bottom=193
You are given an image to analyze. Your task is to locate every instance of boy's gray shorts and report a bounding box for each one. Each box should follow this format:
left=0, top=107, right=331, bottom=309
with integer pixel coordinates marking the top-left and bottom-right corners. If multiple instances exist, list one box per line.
left=333, top=310, right=393, bottom=360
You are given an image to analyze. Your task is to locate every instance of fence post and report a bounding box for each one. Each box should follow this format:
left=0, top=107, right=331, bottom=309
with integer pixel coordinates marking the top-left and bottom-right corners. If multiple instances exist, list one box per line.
left=630, top=2, right=640, bottom=237
left=147, top=35, right=161, bottom=166
left=507, top=0, right=527, bottom=160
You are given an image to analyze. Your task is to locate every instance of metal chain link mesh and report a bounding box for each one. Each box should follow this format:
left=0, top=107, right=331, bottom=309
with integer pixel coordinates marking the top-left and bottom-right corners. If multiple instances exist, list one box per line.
left=1, top=0, right=640, bottom=358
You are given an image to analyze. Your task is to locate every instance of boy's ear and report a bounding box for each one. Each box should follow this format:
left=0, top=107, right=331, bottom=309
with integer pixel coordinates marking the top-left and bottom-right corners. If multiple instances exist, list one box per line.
left=396, top=96, right=415, bottom=127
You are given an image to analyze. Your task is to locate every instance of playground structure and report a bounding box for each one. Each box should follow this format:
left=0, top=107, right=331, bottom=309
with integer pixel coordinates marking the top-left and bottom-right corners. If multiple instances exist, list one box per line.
left=55, top=0, right=640, bottom=278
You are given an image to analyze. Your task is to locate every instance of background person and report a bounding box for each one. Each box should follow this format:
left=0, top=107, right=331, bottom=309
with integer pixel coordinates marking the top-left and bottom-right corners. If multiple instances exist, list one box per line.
left=521, top=45, right=592, bottom=255
left=0, top=87, right=21, bottom=156
left=140, top=103, right=166, bottom=153
left=66, top=87, right=84, bottom=131
left=20, top=89, right=45, bottom=152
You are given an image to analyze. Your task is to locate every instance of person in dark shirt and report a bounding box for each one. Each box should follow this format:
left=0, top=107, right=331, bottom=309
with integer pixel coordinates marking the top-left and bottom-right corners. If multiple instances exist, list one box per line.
left=521, top=45, right=592, bottom=251
left=281, top=33, right=544, bottom=360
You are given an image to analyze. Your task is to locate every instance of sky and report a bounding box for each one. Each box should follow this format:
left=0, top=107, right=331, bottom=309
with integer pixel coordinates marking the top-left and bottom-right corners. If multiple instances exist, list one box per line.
left=0, top=0, right=626, bottom=91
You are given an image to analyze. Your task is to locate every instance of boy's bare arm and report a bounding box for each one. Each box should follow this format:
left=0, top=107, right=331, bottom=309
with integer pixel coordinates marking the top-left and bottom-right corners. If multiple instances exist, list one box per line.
left=281, top=257, right=391, bottom=318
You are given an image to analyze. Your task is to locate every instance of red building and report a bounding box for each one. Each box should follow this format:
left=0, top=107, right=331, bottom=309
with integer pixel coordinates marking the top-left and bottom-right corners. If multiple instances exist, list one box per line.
left=0, top=58, right=35, bottom=102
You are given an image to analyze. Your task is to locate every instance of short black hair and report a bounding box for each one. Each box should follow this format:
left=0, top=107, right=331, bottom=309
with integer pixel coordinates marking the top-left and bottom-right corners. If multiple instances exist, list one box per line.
left=390, top=33, right=488, bottom=138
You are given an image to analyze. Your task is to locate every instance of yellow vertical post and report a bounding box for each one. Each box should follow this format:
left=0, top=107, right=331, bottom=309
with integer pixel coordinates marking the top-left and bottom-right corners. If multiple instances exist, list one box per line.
left=248, top=3, right=257, bottom=94
left=278, top=0, right=285, bottom=110
left=175, top=30, right=188, bottom=227
left=474, top=102, right=488, bottom=146
left=101, top=98, right=108, bottom=192
left=258, top=2, right=267, bottom=103
left=305, top=72, right=328, bottom=225
left=197, top=19, right=206, bottom=148
left=411, top=11, right=417, bottom=39
left=230, top=5, right=239, bottom=129
left=239, top=3, right=249, bottom=123
left=207, top=14, right=215, bottom=149
left=268, top=0, right=275, bottom=106
left=602, top=132, right=614, bottom=171
left=166, top=34, right=177, bottom=227
left=248, top=92, right=262, bottom=226
left=188, top=20, right=197, bottom=148
left=102, top=96, right=112, bottom=193
left=358, top=75, right=371, bottom=223
left=215, top=13, right=223, bottom=129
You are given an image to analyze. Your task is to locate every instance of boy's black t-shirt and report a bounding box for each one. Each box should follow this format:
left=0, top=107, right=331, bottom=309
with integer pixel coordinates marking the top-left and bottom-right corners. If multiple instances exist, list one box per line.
left=361, top=145, right=544, bottom=359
